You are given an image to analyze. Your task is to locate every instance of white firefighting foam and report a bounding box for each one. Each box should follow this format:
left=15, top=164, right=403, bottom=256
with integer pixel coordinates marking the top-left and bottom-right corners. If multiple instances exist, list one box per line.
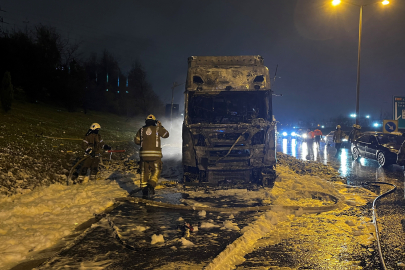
left=0, top=163, right=376, bottom=270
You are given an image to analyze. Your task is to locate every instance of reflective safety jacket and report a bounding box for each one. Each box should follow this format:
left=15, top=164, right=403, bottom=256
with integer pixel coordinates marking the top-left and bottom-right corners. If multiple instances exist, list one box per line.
left=397, top=140, right=405, bottom=166
left=333, top=129, right=345, bottom=143
left=348, top=129, right=361, bottom=143
left=307, top=131, right=315, bottom=139
left=314, top=129, right=322, bottom=136
left=135, top=124, right=169, bottom=161
left=82, top=132, right=105, bottom=156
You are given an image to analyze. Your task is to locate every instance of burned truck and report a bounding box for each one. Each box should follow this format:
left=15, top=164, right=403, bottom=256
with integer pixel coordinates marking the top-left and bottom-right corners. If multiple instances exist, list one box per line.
left=182, top=55, right=277, bottom=186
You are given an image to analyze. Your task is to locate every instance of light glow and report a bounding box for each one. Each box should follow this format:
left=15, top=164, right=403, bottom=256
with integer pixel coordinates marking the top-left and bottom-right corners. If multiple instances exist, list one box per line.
left=332, top=0, right=341, bottom=6
left=382, top=0, right=389, bottom=5
left=292, top=139, right=296, bottom=157
left=339, top=149, right=349, bottom=176
left=282, top=138, right=288, bottom=154
left=301, top=142, right=308, bottom=160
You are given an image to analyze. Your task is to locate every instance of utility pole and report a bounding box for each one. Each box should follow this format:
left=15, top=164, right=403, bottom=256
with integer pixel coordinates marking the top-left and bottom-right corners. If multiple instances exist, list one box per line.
left=0, top=7, right=8, bottom=34
left=170, top=81, right=185, bottom=131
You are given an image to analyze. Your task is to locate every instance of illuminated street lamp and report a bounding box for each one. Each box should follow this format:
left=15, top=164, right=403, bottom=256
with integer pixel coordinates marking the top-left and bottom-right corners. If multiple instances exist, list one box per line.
left=332, top=1, right=389, bottom=125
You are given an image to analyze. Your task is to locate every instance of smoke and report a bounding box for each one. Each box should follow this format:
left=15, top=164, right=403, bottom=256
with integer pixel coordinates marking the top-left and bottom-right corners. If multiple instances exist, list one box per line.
left=160, top=116, right=184, bottom=181
left=160, top=116, right=183, bottom=159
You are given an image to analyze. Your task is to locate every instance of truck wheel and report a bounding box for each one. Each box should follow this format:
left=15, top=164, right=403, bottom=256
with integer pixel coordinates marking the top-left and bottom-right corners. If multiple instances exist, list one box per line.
left=261, top=169, right=276, bottom=188
left=377, top=152, right=389, bottom=167
left=352, top=147, right=360, bottom=161
left=183, top=166, right=199, bottom=183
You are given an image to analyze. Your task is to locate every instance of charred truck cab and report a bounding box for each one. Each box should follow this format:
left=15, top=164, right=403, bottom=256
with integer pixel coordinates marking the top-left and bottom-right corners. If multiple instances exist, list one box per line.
left=182, top=56, right=277, bottom=186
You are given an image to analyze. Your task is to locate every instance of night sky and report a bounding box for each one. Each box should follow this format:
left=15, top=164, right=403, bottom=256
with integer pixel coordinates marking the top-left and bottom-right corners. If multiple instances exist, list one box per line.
left=2, top=0, right=405, bottom=123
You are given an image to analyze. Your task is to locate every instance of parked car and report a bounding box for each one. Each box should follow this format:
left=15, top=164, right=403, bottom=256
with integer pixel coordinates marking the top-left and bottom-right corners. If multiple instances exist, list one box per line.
left=323, top=130, right=350, bottom=148
left=351, top=131, right=405, bottom=167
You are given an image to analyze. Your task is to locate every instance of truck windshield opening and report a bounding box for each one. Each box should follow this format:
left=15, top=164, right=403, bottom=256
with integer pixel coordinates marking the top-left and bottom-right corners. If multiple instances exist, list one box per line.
left=188, top=91, right=268, bottom=124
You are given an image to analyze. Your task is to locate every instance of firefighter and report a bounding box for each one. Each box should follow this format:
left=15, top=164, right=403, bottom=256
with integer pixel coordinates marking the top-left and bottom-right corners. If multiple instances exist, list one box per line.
left=135, top=114, right=169, bottom=198
left=348, top=124, right=362, bottom=143
left=333, top=125, right=346, bottom=157
left=313, top=128, right=322, bottom=146
left=79, top=123, right=111, bottom=182
left=397, top=133, right=405, bottom=167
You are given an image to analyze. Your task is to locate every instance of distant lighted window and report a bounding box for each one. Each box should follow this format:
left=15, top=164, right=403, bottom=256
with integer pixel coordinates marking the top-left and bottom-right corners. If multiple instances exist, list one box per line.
left=107, top=73, right=109, bottom=83
left=126, top=91, right=128, bottom=93
left=106, top=89, right=108, bottom=91
left=117, top=91, right=120, bottom=93
left=126, top=78, right=128, bottom=87
left=118, top=77, right=120, bottom=87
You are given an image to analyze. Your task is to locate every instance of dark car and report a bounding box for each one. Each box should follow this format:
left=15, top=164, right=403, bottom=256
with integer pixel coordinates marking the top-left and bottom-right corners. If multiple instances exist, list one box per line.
left=323, top=130, right=351, bottom=148
left=351, top=131, right=405, bottom=167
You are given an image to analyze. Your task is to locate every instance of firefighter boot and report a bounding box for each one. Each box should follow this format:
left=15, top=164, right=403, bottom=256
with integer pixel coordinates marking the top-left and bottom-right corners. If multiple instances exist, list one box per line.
left=90, top=168, right=98, bottom=181
left=82, top=176, right=90, bottom=183
left=147, top=184, right=155, bottom=199
left=142, top=186, right=149, bottom=199
left=77, top=175, right=84, bottom=183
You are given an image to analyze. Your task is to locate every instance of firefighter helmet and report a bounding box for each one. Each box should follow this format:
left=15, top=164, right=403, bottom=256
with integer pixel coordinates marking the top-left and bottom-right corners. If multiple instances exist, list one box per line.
left=146, top=114, right=156, bottom=121
left=336, top=125, right=341, bottom=129
left=90, top=123, right=101, bottom=130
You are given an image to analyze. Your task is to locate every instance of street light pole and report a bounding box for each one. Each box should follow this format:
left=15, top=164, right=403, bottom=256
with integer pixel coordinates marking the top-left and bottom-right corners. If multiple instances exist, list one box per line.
left=355, top=5, right=363, bottom=125
left=169, top=81, right=185, bottom=131
left=332, top=0, right=389, bottom=126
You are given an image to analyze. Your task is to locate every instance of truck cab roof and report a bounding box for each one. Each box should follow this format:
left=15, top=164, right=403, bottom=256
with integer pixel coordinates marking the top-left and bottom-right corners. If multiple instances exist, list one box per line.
left=186, top=55, right=271, bottom=92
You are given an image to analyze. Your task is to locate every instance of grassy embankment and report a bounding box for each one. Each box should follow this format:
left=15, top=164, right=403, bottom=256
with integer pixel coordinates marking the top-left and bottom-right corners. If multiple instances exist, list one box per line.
left=0, top=101, right=144, bottom=196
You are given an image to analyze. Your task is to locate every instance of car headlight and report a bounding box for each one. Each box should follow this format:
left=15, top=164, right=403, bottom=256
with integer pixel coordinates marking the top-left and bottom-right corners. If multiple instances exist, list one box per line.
left=291, top=132, right=296, bottom=136
left=302, top=134, right=307, bottom=139
left=342, top=138, right=348, bottom=142
left=282, top=132, right=287, bottom=136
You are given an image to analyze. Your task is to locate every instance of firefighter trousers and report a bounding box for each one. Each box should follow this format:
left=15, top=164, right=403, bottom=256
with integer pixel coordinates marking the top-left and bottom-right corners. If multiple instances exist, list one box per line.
left=140, top=158, right=162, bottom=188
left=81, top=155, right=100, bottom=175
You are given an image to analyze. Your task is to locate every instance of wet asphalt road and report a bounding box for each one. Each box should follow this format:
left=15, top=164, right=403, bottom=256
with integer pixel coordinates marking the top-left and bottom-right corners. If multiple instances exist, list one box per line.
left=279, top=138, right=405, bottom=269
left=17, top=139, right=405, bottom=270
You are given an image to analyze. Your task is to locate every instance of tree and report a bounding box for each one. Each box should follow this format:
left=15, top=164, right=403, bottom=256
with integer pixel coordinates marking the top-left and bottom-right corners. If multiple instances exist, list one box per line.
left=127, top=60, right=163, bottom=115
left=83, top=50, right=126, bottom=114
left=0, top=71, right=14, bottom=112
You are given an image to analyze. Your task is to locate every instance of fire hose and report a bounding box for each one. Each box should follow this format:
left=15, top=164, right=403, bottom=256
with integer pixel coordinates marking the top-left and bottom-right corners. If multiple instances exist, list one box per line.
left=114, top=181, right=397, bottom=269
left=66, top=150, right=126, bottom=185
left=364, top=181, right=397, bottom=270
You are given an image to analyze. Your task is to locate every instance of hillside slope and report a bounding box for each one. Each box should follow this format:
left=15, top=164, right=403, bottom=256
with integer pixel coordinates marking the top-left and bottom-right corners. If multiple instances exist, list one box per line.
left=0, top=101, right=146, bottom=196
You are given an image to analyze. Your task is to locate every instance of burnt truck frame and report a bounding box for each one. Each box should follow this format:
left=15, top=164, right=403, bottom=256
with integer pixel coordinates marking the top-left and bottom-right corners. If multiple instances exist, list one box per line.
left=182, top=55, right=277, bottom=186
